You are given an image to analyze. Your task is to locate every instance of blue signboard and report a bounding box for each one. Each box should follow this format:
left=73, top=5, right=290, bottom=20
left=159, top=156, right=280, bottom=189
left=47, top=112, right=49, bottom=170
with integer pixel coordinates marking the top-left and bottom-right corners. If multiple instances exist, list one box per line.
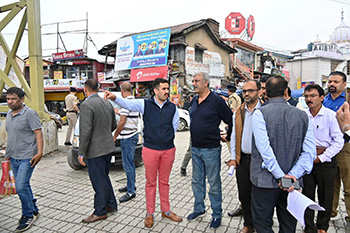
left=115, top=28, right=171, bottom=71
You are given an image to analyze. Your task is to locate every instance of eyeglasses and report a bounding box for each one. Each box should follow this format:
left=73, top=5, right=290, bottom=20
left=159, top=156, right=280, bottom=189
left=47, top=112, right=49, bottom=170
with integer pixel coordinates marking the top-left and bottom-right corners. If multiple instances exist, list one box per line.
left=304, top=94, right=320, bottom=99
left=242, top=89, right=259, bottom=94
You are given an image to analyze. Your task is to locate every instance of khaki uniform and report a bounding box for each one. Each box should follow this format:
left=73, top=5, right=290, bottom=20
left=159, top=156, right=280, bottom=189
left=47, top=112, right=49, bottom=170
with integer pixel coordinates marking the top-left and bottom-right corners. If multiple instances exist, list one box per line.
left=228, top=93, right=241, bottom=111
left=65, top=93, right=78, bottom=143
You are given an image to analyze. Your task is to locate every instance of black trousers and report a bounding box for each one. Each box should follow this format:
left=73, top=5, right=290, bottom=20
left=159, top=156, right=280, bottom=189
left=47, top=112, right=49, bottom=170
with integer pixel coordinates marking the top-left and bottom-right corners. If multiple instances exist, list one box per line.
left=251, top=185, right=297, bottom=233
left=87, top=153, right=118, bottom=216
left=302, top=161, right=337, bottom=232
left=236, top=153, right=253, bottom=228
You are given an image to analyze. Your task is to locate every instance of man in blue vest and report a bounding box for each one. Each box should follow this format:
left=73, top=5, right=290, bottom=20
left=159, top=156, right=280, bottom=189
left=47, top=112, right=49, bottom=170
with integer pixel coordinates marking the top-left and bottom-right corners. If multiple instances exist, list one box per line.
left=250, top=76, right=316, bottom=232
left=103, top=78, right=182, bottom=228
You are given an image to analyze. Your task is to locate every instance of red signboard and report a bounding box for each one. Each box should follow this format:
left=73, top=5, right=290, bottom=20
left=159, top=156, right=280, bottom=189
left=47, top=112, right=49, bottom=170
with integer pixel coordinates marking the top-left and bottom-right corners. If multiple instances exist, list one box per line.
left=247, top=15, right=255, bottom=39
left=52, top=49, right=84, bottom=61
left=225, top=12, right=246, bottom=35
left=130, top=66, right=168, bottom=82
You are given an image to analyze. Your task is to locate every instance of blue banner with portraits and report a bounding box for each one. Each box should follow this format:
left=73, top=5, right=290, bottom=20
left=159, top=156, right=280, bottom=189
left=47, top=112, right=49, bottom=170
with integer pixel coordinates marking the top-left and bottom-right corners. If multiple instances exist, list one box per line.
left=115, top=28, right=171, bottom=71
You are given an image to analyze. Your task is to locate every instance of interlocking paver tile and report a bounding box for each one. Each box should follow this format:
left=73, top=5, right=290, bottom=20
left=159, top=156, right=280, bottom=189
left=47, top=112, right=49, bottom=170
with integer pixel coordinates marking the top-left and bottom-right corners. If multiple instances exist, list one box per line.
left=0, top=128, right=348, bottom=232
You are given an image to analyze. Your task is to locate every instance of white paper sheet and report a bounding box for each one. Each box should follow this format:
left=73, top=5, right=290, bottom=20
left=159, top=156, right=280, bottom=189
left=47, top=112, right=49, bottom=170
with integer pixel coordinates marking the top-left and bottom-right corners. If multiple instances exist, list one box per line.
left=228, top=166, right=235, bottom=176
left=287, top=190, right=325, bottom=226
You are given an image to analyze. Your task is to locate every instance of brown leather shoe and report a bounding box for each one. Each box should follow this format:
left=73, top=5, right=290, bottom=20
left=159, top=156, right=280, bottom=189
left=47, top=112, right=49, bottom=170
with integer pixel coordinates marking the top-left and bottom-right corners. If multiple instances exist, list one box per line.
left=82, top=214, right=107, bottom=223
left=318, top=230, right=327, bottom=233
left=162, top=211, right=183, bottom=222
left=145, top=214, right=154, bottom=228
left=239, top=226, right=255, bottom=233
left=106, top=207, right=117, bottom=213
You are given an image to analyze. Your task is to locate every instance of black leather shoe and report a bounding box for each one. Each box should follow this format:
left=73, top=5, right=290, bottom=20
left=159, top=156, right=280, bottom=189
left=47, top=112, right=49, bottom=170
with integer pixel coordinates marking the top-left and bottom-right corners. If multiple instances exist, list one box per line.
left=118, top=186, right=136, bottom=193
left=228, top=207, right=243, bottom=217
left=181, top=168, right=186, bottom=176
left=119, top=193, right=136, bottom=202
left=64, top=142, right=72, bottom=146
left=118, top=186, right=127, bottom=192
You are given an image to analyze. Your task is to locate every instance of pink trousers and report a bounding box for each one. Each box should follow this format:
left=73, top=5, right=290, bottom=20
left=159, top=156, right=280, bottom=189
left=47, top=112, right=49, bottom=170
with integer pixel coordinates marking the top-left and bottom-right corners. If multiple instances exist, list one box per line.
left=142, top=146, right=176, bottom=214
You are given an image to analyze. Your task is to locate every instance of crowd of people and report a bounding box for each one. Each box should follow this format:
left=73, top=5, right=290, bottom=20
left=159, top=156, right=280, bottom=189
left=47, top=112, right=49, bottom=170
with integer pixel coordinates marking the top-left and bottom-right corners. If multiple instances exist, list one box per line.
left=4, top=71, right=350, bottom=232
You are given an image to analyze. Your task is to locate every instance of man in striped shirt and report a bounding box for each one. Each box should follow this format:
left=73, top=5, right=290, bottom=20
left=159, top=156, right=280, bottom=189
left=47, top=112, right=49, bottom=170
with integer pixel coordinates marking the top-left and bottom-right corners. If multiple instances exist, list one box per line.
left=113, top=82, right=140, bottom=203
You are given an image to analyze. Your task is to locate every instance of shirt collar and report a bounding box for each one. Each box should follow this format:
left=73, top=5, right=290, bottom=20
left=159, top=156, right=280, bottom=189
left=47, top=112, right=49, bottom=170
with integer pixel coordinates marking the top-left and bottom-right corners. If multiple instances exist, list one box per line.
left=326, top=91, right=345, bottom=100
left=86, top=93, right=98, bottom=100
left=8, top=105, right=28, bottom=118
left=153, top=96, right=168, bottom=108
left=244, top=99, right=262, bottom=113
left=307, top=105, right=325, bottom=117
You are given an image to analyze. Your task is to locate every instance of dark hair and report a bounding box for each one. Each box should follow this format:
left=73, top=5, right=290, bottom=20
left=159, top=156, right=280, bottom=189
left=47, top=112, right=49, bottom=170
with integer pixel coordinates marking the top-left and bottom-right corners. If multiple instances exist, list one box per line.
left=153, top=78, right=169, bottom=90
left=228, top=86, right=236, bottom=92
left=287, top=87, right=291, bottom=97
left=6, top=87, right=26, bottom=98
left=70, top=87, right=77, bottom=92
left=84, top=79, right=98, bottom=92
left=329, top=71, right=347, bottom=82
left=260, top=75, right=271, bottom=83
left=266, top=76, right=288, bottom=98
left=304, top=84, right=324, bottom=96
left=245, top=80, right=261, bottom=90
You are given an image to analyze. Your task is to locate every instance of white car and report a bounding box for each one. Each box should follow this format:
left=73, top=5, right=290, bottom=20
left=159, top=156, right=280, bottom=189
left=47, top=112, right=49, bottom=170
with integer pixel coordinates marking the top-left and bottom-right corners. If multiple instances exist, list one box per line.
left=178, top=108, right=190, bottom=131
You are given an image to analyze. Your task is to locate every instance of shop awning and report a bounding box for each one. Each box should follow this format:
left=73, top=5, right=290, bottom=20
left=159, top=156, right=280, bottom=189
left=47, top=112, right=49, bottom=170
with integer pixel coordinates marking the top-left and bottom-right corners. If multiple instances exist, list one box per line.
left=130, top=66, right=168, bottom=82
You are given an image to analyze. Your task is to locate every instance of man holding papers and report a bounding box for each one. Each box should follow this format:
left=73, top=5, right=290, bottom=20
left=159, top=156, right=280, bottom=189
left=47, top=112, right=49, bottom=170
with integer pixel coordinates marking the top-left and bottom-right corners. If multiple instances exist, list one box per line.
left=302, top=84, right=343, bottom=233
left=251, top=76, right=316, bottom=233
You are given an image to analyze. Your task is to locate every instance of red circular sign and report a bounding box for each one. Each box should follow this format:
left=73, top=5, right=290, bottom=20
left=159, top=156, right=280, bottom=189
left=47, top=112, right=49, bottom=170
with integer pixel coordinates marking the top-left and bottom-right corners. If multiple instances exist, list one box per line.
left=247, top=15, right=255, bottom=39
left=225, top=12, right=246, bottom=35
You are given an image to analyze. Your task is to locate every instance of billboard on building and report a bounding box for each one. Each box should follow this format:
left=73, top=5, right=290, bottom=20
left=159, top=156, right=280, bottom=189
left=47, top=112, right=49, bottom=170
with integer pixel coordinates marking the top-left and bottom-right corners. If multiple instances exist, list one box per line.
left=115, top=28, right=171, bottom=71
left=185, top=47, right=225, bottom=78
left=130, top=66, right=168, bottom=82
left=52, top=49, right=84, bottom=62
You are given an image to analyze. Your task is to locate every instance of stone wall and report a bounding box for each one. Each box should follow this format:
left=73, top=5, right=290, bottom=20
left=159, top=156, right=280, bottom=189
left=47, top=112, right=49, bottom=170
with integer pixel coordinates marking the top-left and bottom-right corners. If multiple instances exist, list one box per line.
left=0, top=119, right=58, bottom=154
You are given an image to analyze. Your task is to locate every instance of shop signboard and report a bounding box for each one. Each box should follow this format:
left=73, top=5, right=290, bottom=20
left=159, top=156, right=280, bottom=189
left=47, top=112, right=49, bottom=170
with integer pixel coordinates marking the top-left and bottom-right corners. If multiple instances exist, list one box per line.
left=130, top=66, right=168, bottom=82
left=247, top=15, right=255, bottom=39
left=44, top=78, right=84, bottom=90
left=115, top=28, right=171, bottom=71
left=185, top=47, right=224, bottom=77
left=225, top=12, right=246, bottom=35
left=52, top=49, right=84, bottom=62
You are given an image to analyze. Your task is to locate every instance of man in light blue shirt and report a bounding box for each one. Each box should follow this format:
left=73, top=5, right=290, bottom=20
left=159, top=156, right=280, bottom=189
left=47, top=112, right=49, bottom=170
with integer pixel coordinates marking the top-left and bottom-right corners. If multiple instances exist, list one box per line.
left=104, top=78, right=182, bottom=228
left=250, top=76, right=316, bottom=233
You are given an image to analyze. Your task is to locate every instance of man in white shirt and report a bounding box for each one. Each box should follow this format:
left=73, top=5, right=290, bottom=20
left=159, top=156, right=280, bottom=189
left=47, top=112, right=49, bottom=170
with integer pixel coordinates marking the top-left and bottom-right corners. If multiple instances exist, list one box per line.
left=113, top=82, right=140, bottom=203
left=303, top=84, right=344, bottom=233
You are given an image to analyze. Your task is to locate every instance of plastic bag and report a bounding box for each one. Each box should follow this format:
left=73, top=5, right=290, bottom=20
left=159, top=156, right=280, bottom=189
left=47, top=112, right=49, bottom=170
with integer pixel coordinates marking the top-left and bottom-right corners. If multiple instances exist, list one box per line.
left=0, top=161, right=16, bottom=199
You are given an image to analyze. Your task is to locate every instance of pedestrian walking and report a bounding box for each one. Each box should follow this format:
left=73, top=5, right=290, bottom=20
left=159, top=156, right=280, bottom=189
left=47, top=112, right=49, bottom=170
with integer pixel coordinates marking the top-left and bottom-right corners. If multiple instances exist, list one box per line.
left=186, top=72, right=233, bottom=229
left=113, top=82, right=139, bottom=203
left=103, top=78, right=183, bottom=228
left=78, top=79, right=118, bottom=223
left=302, top=84, right=343, bottom=233
left=5, top=87, right=43, bottom=232
left=250, top=76, right=316, bottom=232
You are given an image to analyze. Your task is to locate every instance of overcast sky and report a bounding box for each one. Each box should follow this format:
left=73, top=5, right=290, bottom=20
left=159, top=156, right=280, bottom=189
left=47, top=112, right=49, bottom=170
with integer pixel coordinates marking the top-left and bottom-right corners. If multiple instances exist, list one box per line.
left=1, top=0, right=350, bottom=61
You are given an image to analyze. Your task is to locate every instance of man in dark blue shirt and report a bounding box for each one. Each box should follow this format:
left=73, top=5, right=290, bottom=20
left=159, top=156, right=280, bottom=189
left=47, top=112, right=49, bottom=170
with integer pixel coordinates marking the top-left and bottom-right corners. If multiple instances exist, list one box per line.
left=323, top=71, right=350, bottom=227
left=187, top=72, right=233, bottom=229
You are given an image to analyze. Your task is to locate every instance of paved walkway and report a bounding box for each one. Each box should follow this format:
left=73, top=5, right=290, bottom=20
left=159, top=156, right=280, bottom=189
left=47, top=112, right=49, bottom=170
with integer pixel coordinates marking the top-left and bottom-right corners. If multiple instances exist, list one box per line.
left=0, top=127, right=348, bottom=232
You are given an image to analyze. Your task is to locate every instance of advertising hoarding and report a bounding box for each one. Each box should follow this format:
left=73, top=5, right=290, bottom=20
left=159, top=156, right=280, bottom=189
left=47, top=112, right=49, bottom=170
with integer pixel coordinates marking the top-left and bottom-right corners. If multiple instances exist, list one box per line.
left=115, top=28, right=171, bottom=71
left=130, top=66, right=168, bottom=82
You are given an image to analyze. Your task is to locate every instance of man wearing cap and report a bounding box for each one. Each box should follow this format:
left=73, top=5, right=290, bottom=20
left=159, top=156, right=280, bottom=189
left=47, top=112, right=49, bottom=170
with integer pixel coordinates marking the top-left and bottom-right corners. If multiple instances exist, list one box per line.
left=64, top=87, right=79, bottom=146
left=227, top=84, right=241, bottom=112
